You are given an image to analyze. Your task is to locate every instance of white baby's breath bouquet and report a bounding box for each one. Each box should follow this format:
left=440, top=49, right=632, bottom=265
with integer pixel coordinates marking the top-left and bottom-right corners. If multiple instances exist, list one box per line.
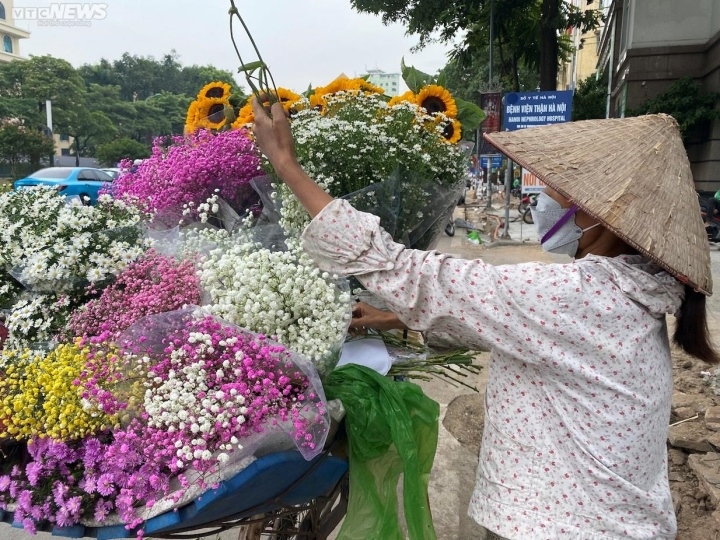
left=178, top=224, right=352, bottom=376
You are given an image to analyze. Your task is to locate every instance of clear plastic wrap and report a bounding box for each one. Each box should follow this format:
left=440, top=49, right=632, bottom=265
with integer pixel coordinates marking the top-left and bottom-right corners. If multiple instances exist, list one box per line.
left=116, top=306, right=331, bottom=463
left=342, top=166, right=465, bottom=251
left=252, top=167, right=465, bottom=252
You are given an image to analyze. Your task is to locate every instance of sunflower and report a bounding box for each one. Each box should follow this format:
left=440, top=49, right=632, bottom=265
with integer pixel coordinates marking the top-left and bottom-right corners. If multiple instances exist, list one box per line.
left=184, top=100, right=200, bottom=133
left=356, top=79, right=385, bottom=95
left=228, top=88, right=302, bottom=129
left=313, top=75, right=384, bottom=99
left=197, top=81, right=232, bottom=101
left=195, top=96, right=229, bottom=130
left=438, top=117, right=462, bottom=144
left=416, top=85, right=458, bottom=118
left=309, top=93, right=327, bottom=113
left=269, top=87, right=302, bottom=112
left=231, top=102, right=254, bottom=129
left=388, top=90, right=417, bottom=108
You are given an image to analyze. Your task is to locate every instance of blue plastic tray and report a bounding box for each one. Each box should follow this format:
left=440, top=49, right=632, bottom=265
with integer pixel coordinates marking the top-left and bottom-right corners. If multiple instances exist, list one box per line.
left=1, top=449, right=348, bottom=539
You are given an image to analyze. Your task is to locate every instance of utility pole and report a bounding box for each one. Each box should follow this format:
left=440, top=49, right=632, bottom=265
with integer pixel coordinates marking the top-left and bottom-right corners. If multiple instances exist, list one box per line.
left=486, top=0, right=495, bottom=210
left=45, top=100, right=54, bottom=167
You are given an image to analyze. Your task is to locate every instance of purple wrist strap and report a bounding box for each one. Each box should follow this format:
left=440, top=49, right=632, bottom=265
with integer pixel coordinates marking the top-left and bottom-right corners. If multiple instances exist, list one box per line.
left=541, top=204, right=580, bottom=243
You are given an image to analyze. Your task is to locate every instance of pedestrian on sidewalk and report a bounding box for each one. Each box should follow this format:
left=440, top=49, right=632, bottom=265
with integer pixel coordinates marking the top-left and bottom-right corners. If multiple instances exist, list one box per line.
left=253, top=102, right=717, bottom=540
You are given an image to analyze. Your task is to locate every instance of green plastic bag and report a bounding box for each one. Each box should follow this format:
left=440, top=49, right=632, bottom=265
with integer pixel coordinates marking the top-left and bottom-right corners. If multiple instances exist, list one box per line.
left=323, top=364, right=440, bottom=540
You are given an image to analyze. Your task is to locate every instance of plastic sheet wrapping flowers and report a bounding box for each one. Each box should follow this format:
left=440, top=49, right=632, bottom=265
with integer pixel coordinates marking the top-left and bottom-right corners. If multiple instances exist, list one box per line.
left=0, top=186, right=150, bottom=350
left=0, top=309, right=329, bottom=535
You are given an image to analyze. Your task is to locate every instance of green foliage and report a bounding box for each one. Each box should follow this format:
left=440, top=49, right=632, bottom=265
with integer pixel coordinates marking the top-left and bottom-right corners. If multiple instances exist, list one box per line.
left=0, top=122, right=55, bottom=178
left=572, top=75, right=606, bottom=121
left=400, top=59, right=435, bottom=93
left=351, top=0, right=603, bottom=91
left=0, top=52, right=230, bottom=163
left=77, top=50, right=241, bottom=101
left=95, top=138, right=150, bottom=167
left=626, top=78, right=720, bottom=142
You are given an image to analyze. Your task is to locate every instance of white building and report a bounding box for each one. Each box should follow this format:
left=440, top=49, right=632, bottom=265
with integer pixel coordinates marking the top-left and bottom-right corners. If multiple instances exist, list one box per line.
left=0, top=0, right=30, bottom=63
left=362, top=69, right=401, bottom=96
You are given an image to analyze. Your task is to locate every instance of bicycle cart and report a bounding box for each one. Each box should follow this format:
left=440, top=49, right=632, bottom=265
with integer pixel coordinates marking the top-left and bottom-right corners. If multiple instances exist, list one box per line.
left=0, top=432, right=349, bottom=540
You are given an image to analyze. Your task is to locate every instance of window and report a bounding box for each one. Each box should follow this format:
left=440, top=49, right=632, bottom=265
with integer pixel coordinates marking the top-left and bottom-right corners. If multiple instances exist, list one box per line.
left=61, top=149, right=71, bottom=156
left=0, top=3, right=5, bottom=20
left=619, top=0, right=632, bottom=58
left=77, top=170, right=95, bottom=180
left=94, top=170, right=113, bottom=182
left=31, top=168, right=75, bottom=179
left=60, top=134, right=70, bottom=141
left=2, top=35, right=12, bottom=54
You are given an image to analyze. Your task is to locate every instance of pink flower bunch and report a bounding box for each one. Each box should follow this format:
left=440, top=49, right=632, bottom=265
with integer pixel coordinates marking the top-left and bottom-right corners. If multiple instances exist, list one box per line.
left=0, top=314, right=327, bottom=536
left=0, top=430, right=175, bottom=536
left=66, top=250, right=202, bottom=344
left=109, top=129, right=261, bottom=225
left=129, top=314, right=325, bottom=470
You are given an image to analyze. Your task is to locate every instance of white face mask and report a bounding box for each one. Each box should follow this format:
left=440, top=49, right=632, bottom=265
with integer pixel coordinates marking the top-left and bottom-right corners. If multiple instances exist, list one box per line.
left=530, top=192, right=601, bottom=256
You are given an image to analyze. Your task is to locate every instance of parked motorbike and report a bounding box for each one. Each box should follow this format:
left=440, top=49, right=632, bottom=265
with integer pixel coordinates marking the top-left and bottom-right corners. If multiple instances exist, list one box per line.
left=444, top=219, right=455, bottom=236
left=700, top=195, right=720, bottom=243
left=518, top=194, right=537, bottom=224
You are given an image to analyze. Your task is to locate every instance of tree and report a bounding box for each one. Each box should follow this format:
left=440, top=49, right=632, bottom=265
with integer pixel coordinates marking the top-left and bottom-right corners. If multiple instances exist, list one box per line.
left=572, top=74, right=606, bottom=121
left=626, top=78, right=720, bottom=143
left=78, top=51, right=242, bottom=101
left=350, top=0, right=603, bottom=90
left=61, top=108, right=116, bottom=165
left=96, top=138, right=150, bottom=167
left=0, top=55, right=86, bottom=129
left=0, top=121, right=55, bottom=178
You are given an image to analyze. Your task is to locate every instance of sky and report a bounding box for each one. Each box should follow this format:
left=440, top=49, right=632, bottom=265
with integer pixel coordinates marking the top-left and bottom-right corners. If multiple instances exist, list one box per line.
left=13, top=0, right=456, bottom=93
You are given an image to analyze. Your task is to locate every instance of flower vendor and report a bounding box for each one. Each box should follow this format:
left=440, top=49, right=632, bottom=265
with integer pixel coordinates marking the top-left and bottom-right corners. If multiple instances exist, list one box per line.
left=252, top=99, right=717, bottom=540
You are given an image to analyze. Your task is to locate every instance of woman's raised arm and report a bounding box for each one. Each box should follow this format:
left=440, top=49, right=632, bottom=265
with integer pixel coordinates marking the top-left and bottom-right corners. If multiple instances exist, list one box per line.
left=251, top=99, right=333, bottom=218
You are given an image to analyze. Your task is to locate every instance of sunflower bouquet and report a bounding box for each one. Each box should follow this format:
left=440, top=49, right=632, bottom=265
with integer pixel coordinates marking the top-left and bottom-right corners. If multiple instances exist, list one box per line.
left=183, top=64, right=484, bottom=251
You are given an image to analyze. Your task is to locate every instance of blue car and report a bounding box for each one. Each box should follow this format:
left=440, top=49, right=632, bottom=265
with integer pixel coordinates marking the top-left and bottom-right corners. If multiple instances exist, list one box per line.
left=13, top=167, right=115, bottom=205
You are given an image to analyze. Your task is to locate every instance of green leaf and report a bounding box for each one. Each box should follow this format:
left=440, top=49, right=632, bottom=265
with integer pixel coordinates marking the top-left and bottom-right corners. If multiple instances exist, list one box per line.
left=400, top=57, right=435, bottom=93
left=238, top=61, right=265, bottom=75
left=436, top=69, right=447, bottom=89
left=455, top=98, right=486, bottom=132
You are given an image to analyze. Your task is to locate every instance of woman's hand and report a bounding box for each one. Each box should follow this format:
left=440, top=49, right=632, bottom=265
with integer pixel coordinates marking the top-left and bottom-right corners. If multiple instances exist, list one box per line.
left=351, top=301, right=408, bottom=333
left=251, top=100, right=298, bottom=175
left=251, top=98, right=333, bottom=218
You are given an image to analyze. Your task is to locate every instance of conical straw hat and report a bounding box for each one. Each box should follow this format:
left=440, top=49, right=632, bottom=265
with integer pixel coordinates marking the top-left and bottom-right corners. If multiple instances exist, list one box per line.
left=485, top=114, right=712, bottom=295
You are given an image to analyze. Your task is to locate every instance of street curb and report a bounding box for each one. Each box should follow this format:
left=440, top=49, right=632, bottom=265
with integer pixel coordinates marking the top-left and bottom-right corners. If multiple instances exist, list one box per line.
left=486, top=239, right=540, bottom=248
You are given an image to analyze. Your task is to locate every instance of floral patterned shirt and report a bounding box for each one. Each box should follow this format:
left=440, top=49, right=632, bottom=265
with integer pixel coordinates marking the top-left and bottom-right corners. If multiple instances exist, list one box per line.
left=302, top=200, right=685, bottom=540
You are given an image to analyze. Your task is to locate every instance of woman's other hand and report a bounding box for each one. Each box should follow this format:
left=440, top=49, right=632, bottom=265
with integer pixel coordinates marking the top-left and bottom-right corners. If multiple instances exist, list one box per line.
left=351, top=301, right=408, bottom=334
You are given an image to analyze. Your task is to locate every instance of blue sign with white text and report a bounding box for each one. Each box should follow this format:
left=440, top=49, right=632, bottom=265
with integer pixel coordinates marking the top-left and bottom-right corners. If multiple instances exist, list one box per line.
left=480, top=155, right=503, bottom=170
left=503, top=91, right=573, bottom=131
